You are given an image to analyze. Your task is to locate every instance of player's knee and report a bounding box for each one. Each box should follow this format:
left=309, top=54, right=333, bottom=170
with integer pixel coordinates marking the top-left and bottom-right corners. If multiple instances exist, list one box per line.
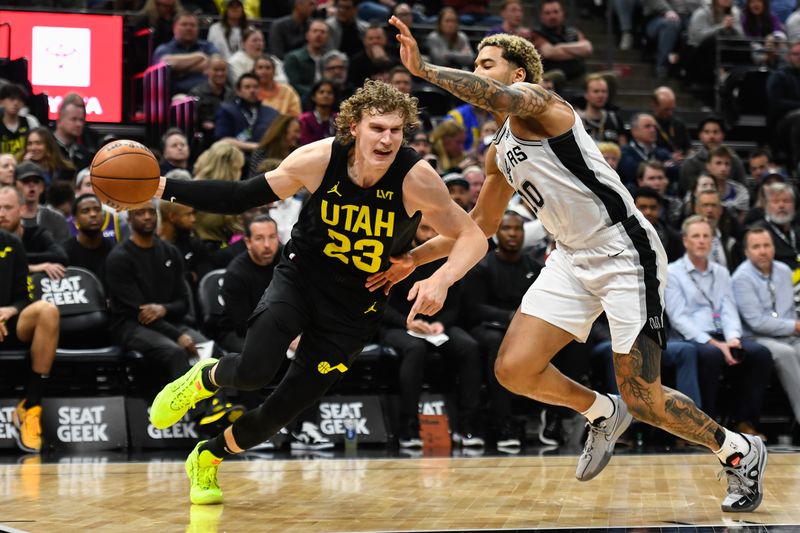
left=40, top=301, right=60, bottom=327
left=494, top=353, right=536, bottom=394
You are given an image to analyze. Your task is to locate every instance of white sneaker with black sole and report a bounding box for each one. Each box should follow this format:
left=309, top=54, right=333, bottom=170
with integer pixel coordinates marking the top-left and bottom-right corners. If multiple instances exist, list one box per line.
left=452, top=432, right=485, bottom=448
left=575, top=394, right=632, bottom=481
left=719, top=433, right=767, bottom=512
left=290, top=422, right=334, bottom=450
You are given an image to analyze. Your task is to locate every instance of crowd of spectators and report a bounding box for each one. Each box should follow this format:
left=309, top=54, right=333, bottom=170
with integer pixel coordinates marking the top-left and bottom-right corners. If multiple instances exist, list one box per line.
left=2, top=0, right=800, bottom=454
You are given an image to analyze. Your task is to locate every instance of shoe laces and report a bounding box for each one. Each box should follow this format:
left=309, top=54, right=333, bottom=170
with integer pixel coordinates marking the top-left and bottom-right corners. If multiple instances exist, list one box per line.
left=582, top=420, right=609, bottom=453
left=197, top=462, right=219, bottom=491
left=170, top=377, right=200, bottom=412
left=717, top=464, right=755, bottom=498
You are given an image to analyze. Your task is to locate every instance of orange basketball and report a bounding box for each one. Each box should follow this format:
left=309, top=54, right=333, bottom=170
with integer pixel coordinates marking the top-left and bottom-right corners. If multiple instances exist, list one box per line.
left=90, top=140, right=160, bottom=209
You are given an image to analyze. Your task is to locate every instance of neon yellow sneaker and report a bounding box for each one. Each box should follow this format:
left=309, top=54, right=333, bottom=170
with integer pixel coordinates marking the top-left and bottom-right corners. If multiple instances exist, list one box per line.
left=13, top=401, right=42, bottom=453
left=186, top=441, right=223, bottom=505
left=150, top=358, right=218, bottom=429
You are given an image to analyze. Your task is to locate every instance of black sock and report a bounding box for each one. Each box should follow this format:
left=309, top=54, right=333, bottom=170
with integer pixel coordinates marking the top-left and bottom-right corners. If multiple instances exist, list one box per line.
left=25, top=372, right=47, bottom=407
left=201, top=365, right=219, bottom=392
left=200, top=433, right=237, bottom=459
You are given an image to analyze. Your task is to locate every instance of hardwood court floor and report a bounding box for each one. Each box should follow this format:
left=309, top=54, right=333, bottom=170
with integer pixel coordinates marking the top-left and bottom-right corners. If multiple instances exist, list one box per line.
left=1, top=452, right=799, bottom=532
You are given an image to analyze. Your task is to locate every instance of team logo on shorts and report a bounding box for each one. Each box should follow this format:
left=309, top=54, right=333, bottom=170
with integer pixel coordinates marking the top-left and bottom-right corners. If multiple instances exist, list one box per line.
left=318, top=361, right=348, bottom=374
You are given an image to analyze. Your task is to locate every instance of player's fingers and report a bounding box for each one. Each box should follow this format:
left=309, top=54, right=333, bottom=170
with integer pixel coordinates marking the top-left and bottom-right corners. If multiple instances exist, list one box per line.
left=407, top=282, right=419, bottom=301
left=383, top=280, right=396, bottom=296
left=0, top=322, right=7, bottom=338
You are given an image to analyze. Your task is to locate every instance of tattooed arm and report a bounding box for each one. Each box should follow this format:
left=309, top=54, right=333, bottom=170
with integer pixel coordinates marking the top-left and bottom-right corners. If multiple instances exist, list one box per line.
left=388, top=15, right=554, bottom=119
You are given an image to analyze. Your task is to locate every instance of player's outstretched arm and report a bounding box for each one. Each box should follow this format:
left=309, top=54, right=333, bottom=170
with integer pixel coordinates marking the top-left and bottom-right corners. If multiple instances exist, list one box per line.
left=154, top=139, right=333, bottom=214
left=389, top=16, right=553, bottom=119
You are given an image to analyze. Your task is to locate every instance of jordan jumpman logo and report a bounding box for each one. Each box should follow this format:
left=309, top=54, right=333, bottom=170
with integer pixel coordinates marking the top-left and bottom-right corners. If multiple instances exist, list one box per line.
left=328, top=181, right=342, bottom=197
left=364, top=301, right=378, bottom=314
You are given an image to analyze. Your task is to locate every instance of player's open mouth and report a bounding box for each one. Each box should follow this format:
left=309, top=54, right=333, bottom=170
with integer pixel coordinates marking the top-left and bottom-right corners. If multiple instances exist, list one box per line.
left=374, top=149, right=392, bottom=157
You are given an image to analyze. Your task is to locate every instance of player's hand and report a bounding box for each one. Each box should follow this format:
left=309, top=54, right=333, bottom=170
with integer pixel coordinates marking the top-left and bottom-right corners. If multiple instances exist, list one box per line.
left=0, top=306, right=17, bottom=342
left=389, top=15, right=426, bottom=77
left=408, top=319, right=433, bottom=335
left=365, top=253, right=416, bottom=294
left=709, top=338, right=737, bottom=366
left=428, top=321, right=445, bottom=335
left=289, top=334, right=302, bottom=353
left=177, top=333, right=198, bottom=358
left=138, top=304, right=167, bottom=325
left=30, top=262, right=66, bottom=280
left=405, top=275, right=450, bottom=325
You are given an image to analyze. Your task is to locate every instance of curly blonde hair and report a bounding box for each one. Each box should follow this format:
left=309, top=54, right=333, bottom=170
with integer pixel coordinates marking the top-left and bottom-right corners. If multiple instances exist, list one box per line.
left=335, top=80, right=419, bottom=144
left=477, top=34, right=543, bottom=84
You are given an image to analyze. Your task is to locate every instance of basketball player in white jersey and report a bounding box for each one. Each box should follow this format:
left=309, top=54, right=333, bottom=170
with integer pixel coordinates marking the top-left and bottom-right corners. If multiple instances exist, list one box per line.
left=372, top=16, right=767, bottom=512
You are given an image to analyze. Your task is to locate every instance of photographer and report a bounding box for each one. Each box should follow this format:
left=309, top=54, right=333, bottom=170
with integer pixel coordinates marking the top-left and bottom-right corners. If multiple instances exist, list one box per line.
left=665, top=216, right=772, bottom=439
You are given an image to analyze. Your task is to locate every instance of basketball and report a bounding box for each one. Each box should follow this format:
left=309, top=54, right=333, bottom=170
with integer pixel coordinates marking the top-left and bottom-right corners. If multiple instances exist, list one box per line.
left=90, top=140, right=160, bottom=209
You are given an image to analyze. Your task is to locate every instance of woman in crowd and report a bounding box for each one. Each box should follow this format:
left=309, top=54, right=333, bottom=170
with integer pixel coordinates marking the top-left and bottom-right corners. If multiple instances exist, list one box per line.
left=22, top=127, right=75, bottom=185
left=297, top=79, right=338, bottom=146
left=248, top=114, right=301, bottom=175
left=425, top=7, right=475, bottom=70
left=227, top=27, right=265, bottom=86
left=192, top=141, right=245, bottom=249
left=254, top=55, right=301, bottom=117
left=207, top=0, right=247, bottom=59
left=430, top=120, right=475, bottom=174
left=741, top=0, right=784, bottom=36
left=687, top=0, right=744, bottom=85
left=0, top=153, right=16, bottom=186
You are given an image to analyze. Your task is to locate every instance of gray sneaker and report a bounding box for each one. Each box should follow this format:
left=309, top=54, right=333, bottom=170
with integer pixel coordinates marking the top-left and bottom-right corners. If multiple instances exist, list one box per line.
left=575, top=395, right=632, bottom=481
left=719, top=433, right=767, bottom=512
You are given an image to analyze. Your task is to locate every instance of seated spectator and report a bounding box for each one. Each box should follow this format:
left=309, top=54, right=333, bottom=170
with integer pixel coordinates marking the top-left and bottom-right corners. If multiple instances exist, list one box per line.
left=0, top=186, right=68, bottom=280
left=53, top=95, right=95, bottom=173
left=326, top=0, right=368, bottom=58
left=158, top=199, right=212, bottom=287
left=298, top=80, right=339, bottom=147
left=60, top=194, right=113, bottom=279
left=486, top=0, right=534, bottom=40
left=618, top=113, right=674, bottom=186
left=217, top=214, right=281, bottom=352
left=445, top=0, right=503, bottom=26
left=706, top=146, right=750, bottom=221
left=22, top=127, right=75, bottom=186
left=766, top=40, right=800, bottom=171
left=755, top=182, right=800, bottom=271
left=463, top=165, right=485, bottom=208
left=634, top=187, right=685, bottom=261
left=746, top=171, right=786, bottom=225
left=652, top=86, right=692, bottom=159
left=426, top=7, right=475, bottom=70
left=446, top=103, right=491, bottom=154
left=159, top=128, right=191, bottom=176
left=733, top=227, right=800, bottom=429
left=694, top=189, right=743, bottom=269
left=255, top=55, right=301, bottom=118
left=686, top=0, right=743, bottom=85
left=430, top=121, right=474, bottom=174
left=746, top=147, right=774, bottom=190
left=46, top=182, right=74, bottom=220
left=0, top=153, right=16, bottom=186
left=347, top=24, right=398, bottom=89
left=635, top=160, right=683, bottom=227
left=69, top=169, right=130, bottom=245
left=388, top=67, right=432, bottom=132
left=681, top=173, right=718, bottom=220
left=532, top=0, right=593, bottom=80
left=319, top=50, right=353, bottom=104
left=152, top=11, right=220, bottom=95
left=135, top=0, right=179, bottom=50
left=443, top=172, right=472, bottom=211
left=14, top=161, right=71, bottom=243
left=284, top=20, right=331, bottom=100
left=578, top=74, right=625, bottom=145
left=381, top=218, right=484, bottom=448
left=665, top=215, right=773, bottom=439
left=192, top=141, right=244, bottom=248
left=106, top=202, right=243, bottom=430
left=385, top=3, right=417, bottom=59
left=741, top=0, right=784, bottom=38
left=464, top=211, right=543, bottom=449
left=206, top=0, right=246, bottom=60
left=679, top=116, right=747, bottom=193
left=214, top=73, right=280, bottom=156
left=189, top=54, right=235, bottom=147
left=0, top=226, right=59, bottom=453
left=643, top=0, right=693, bottom=78
left=249, top=115, right=301, bottom=176
left=227, top=27, right=266, bottom=88
left=0, top=83, right=35, bottom=160
left=597, top=141, right=621, bottom=171
left=267, top=0, right=316, bottom=59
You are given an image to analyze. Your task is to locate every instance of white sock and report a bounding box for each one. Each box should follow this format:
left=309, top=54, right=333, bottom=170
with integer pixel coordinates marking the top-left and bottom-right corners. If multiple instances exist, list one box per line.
left=714, top=428, right=750, bottom=463
left=581, top=392, right=615, bottom=423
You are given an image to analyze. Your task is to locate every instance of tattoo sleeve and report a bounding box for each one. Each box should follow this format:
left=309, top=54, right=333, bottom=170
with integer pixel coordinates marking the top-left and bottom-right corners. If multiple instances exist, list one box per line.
left=418, top=64, right=552, bottom=118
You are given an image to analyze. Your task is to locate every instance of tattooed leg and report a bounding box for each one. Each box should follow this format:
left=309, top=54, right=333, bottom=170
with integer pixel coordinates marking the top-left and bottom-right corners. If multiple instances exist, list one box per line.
left=614, top=334, right=725, bottom=450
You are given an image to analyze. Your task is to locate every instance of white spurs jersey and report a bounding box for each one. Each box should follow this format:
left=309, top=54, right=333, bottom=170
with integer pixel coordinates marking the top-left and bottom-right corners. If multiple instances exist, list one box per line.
left=493, top=110, right=638, bottom=249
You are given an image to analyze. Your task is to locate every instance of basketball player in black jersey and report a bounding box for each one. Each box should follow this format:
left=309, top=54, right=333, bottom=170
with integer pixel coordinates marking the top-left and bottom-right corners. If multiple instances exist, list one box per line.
left=146, top=80, right=488, bottom=505
left=373, top=17, right=767, bottom=513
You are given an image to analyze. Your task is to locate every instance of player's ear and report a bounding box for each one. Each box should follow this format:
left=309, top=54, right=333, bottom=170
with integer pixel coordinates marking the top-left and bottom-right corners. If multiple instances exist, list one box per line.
left=514, top=67, right=526, bottom=83
left=349, top=120, right=358, bottom=138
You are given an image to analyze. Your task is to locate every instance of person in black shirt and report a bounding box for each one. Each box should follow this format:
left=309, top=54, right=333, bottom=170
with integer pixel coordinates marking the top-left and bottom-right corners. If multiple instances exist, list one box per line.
left=60, top=194, right=113, bottom=280
left=217, top=214, right=280, bottom=352
left=382, top=217, right=484, bottom=449
left=158, top=198, right=212, bottom=288
left=0, top=186, right=68, bottom=280
left=633, top=188, right=684, bottom=262
left=465, top=211, right=542, bottom=448
left=144, top=80, right=486, bottom=505
left=0, top=83, right=34, bottom=160
left=0, top=228, right=60, bottom=453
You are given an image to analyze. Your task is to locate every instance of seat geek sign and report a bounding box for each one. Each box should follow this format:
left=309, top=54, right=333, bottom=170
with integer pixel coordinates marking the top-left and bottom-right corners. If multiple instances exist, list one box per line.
left=42, top=397, right=128, bottom=451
